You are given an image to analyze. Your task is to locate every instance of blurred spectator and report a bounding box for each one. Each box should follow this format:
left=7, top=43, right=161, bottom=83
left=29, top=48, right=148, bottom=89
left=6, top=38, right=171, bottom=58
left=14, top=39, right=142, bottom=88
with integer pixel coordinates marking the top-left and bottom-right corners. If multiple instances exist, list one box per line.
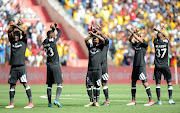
left=61, top=43, right=69, bottom=66
left=36, top=52, right=43, bottom=67
left=59, top=0, right=180, bottom=67
left=0, top=39, right=5, bottom=64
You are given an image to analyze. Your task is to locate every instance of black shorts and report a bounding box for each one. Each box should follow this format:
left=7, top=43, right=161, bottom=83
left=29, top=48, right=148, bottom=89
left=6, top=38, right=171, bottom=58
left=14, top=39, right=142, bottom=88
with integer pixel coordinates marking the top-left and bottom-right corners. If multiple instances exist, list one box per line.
left=8, top=65, right=28, bottom=84
left=153, top=66, right=172, bottom=84
left=46, top=65, right=63, bottom=84
left=101, top=62, right=109, bottom=83
left=86, top=69, right=102, bottom=87
left=132, top=66, right=147, bottom=83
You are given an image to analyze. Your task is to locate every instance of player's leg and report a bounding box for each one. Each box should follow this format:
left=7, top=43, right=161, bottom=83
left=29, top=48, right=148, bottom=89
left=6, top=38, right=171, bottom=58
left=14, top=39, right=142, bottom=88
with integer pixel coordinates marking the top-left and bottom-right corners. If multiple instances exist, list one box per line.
left=6, top=84, right=16, bottom=108
left=143, top=81, right=154, bottom=106
left=23, top=83, right=34, bottom=108
left=19, top=66, right=34, bottom=108
left=101, top=63, right=110, bottom=106
left=127, top=79, right=137, bottom=105
left=84, top=72, right=94, bottom=107
left=127, top=67, right=137, bottom=105
left=6, top=67, right=18, bottom=108
left=101, top=82, right=110, bottom=106
left=53, top=65, right=63, bottom=107
left=163, top=67, right=176, bottom=104
left=47, top=84, right=52, bottom=107
left=93, top=70, right=101, bottom=107
left=154, top=67, right=162, bottom=105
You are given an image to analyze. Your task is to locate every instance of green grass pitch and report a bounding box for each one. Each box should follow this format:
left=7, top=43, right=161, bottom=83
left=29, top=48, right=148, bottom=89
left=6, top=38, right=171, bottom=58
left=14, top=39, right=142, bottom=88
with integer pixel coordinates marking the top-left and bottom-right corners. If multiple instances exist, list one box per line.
left=0, top=84, right=180, bottom=113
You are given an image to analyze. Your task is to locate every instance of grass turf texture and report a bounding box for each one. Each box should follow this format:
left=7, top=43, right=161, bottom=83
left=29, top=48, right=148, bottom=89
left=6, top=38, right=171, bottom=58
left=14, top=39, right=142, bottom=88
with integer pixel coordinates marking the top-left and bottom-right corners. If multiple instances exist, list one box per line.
left=0, top=84, right=180, bottom=113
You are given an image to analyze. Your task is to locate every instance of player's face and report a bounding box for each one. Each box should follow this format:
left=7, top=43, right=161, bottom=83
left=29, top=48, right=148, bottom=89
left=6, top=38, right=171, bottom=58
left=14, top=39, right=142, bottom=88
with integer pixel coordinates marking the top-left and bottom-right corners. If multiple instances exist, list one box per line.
left=14, top=35, right=20, bottom=41
left=49, top=32, right=55, bottom=39
left=139, top=33, right=145, bottom=39
left=93, top=38, right=99, bottom=45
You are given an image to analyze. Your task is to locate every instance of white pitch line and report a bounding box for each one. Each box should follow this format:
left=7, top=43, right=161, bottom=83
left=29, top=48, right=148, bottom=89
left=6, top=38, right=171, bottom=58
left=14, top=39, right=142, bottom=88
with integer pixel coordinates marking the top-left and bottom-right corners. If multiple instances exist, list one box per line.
left=40, top=95, right=180, bottom=103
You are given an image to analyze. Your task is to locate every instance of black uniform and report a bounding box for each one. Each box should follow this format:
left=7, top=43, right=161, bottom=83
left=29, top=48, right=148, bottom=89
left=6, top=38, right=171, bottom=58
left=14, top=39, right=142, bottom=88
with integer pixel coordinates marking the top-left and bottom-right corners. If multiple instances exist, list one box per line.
left=8, top=32, right=28, bottom=84
left=101, top=38, right=109, bottom=83
left=131, top=40, right=148, bottom=83
left=153, top=38, right=171, bottom=84
left=86, top=42, right=104, bottom=87
left=43, top=28, right=63, bottom=84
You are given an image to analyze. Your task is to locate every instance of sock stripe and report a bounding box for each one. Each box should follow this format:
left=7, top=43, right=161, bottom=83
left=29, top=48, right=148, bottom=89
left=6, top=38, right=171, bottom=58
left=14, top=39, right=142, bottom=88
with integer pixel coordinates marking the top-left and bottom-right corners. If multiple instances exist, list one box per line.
left=156, top=85, right=161, bottom=88
left=96, top=87, right=100, bottom=90
left=93, top=87, right=96, bottom=90
left=168, top=86, right=173, bottom=90
left=87, top=88, right=92, bottom=90
left=25, top=86, right=30, bottom=90
left=145, top=86, right=150, bottom=89
left=103, top=86, right=108, bottom=90
left=131, top=87, right=136, bottom=89
left=47, top=87, right=52, bottom=89
left=10, top=88, right=15, bottom=91
left=57, top=85, right=62, bottom=88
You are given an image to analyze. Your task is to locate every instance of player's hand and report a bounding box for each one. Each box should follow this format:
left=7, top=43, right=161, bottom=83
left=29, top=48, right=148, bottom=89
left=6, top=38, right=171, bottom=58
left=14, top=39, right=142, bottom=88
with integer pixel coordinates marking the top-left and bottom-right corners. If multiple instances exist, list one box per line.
left=128, top=29, right=133, bottom=33
left=9, top=21, right=16, bottom=26
left=161, top=23, right=165, bottom=30
left=50, top=24, right=55, bottom=29
left=17, top=20, right=23, bottom=26
left=54, top=23, right=57, bottom=28
left=94, top=28, right=101, bottom=34
left=89, top=31, right=93, bottom=35
left=98, top=23, right=104, bottom=28
left=134, top=28, right=140, bottom=33
left=153, top=27, right=158, bottom=31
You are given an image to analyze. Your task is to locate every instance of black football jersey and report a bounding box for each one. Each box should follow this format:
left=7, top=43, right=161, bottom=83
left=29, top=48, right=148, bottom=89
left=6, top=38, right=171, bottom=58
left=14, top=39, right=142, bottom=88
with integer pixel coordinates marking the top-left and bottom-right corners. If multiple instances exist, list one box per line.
left=43, top=28, right=62, bottom=65
left=154, top=38, right=169, bottom=67
left=132, top=40, right=148, bottom=67
left=102, top=38, right=109, bottom=63
left=87, top=43, right=104, bottom=71
left=9, top=38, right=27, bottom=66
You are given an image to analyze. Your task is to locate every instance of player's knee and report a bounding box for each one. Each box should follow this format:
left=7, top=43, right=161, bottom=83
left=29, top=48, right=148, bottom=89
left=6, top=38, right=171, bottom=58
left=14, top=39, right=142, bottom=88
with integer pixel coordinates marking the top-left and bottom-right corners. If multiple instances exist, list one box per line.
left=102, top=83, right=107, bottom=86
left=23, top=83, right=28, bottom=87
left=10, top=84, right=16, bottom=88
left=86, top=85, right=91, bottom=88
left=48, top=84, right=52, bottom=87
left=143, top=82, right=149, bottom=87
left=166, top=79, right=172, bottom=85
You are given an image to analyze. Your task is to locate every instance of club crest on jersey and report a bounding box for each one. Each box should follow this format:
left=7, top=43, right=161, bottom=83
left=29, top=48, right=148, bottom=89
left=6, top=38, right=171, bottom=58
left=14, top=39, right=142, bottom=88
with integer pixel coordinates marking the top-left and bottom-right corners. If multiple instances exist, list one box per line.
left=90, top=49, right=99, bottom=54
left=12, top=43, right=22, bottom=48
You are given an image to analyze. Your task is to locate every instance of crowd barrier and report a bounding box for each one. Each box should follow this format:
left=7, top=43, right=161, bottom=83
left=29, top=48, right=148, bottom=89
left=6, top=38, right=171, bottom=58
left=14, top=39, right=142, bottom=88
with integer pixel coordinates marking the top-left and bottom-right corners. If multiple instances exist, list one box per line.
left=0, top=66, right=179, bottom=84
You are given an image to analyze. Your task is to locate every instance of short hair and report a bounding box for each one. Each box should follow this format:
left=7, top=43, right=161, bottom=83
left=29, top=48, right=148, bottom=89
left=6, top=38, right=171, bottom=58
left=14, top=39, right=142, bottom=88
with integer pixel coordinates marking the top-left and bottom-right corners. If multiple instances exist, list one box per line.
left=14, top=31, right=20, bottom=37
left=47, top=30, right=54, bottom=37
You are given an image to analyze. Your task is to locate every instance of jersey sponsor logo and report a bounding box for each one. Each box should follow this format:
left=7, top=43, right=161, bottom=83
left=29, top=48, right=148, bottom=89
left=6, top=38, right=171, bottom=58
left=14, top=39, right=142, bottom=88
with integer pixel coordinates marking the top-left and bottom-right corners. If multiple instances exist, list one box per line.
left=90, top=49, right=100, bottom=54
left=12, top=43, right=22, bottom=48
left=134, top=47, right=141, bottom=50
left=43, top=44, right=50, bottom=47
left=139, top=72, right=146, bottom=80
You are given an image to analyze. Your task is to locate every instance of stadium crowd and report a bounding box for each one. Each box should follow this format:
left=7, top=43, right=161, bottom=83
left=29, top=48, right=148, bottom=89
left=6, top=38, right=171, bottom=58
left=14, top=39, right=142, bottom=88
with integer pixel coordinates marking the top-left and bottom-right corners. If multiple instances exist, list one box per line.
left=59, top=0, right=180, bottom=67
left=0, top=0, right=71, bottom=67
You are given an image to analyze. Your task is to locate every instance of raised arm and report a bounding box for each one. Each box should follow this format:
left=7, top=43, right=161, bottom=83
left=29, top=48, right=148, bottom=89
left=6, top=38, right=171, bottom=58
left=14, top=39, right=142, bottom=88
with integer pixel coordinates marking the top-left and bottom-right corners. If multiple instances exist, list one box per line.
left=85, top=36, right=92, bottom=47
left=91, top=32, right=105, bottom=44
left=128, top=29, right=144, bottom=43
left=153, top=27, right=169, bottom=40
left=9, top=21, right=27, bottom=39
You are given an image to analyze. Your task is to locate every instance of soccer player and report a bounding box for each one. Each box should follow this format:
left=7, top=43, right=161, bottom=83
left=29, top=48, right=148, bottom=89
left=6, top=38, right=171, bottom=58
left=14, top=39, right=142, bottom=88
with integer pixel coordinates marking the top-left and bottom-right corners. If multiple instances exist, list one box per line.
left=153, top=27, right=176, bottom=105
left=6, top=21, right=34, bottom=109
left=126, top=28, right=154, bottom=106
left=42, top=23, right=63, bottom=107
left=84, top=31, right=105, bottom=107
left=94, top=27, right=110, bottom=106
